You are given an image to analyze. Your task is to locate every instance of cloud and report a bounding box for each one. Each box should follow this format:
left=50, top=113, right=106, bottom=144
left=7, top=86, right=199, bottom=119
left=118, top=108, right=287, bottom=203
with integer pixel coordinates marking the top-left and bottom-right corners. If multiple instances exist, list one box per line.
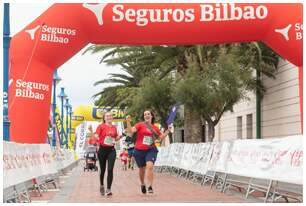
left=57, top=47, right=123, bottom=109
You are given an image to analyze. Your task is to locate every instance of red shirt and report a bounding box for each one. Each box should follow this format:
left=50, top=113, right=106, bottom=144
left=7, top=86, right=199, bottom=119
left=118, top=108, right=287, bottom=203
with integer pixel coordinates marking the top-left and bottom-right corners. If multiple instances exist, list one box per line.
left=88, top=137, right=97, bottom=145
left=120, top=151, right=129, bottom=161
left=134, top=122, right=161, bottom=150
left=95, top=123, right=118, bottom=147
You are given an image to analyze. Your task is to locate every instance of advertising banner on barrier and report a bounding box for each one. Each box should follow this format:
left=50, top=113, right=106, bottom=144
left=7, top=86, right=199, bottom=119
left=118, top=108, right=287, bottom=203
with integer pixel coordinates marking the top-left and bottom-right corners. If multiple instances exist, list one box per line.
left=160, top=144, right=172, bottom=166
left=3, top=142, right=58, bottom=189
left=191, top=143, right=213, bottom=175
left=52, top=147, right=76, bottom=171
left=156, top=136, right=302, bottom=185
left=226, top=136, right=303, bottom=184
left=154, top=147, right=163, bottom=167
left=180, top=144, right=194, bottom=170
left=208, top=141, right=232, bottom=173
left=164, top=143, right=175, bottom=167
left=52, top=147, right=64, bottom=171
left=172, top=144, right=184, bottom=167
left=168, top=143, right=185, bottom=168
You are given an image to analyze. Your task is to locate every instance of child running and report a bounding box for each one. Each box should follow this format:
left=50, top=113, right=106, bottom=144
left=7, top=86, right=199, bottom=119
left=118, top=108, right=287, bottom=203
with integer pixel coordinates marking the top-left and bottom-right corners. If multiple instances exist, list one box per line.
left=119, top=148, right=129, bottom=171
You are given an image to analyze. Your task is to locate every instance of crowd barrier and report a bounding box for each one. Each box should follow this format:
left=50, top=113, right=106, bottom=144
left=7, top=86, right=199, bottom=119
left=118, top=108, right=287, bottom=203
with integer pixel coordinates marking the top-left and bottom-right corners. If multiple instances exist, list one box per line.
left=3, top=141, right=79, bottom=202
left=155, top=135, right=303, bottom=202
left=155, top=135, right=302, bottom=184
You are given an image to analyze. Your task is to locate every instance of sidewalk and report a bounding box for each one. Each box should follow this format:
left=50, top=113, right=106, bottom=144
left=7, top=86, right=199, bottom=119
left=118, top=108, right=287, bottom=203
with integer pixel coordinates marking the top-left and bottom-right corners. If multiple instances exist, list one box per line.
left=47, top=160, right=247, bottom=203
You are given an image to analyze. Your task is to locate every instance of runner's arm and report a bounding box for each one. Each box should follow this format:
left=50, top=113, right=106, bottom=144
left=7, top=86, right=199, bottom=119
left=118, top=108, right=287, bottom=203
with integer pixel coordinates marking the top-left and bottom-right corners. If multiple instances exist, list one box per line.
left=126, top=116, right=137, bottom=134
left=159, top=125, right=173, bottom=140
left=115, top=134, right=122, bottom=141
left=94, top=125, right=101, bottom=141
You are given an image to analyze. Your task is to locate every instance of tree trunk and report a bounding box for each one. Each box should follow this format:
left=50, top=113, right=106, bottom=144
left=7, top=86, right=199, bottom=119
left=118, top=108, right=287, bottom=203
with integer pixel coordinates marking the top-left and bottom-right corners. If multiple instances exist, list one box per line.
left=168, top=133, right=173, bottom=143
left=207, top=121, right=215, bottom=142
left=184, top=105, right=203, bottom=143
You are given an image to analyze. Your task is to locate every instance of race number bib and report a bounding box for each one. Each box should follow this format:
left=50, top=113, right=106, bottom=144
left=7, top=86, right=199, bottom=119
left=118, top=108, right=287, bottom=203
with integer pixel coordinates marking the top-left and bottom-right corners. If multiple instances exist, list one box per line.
left=104, top=136, right=115, bottom=145
left=143, top=136, right=153, bottom=145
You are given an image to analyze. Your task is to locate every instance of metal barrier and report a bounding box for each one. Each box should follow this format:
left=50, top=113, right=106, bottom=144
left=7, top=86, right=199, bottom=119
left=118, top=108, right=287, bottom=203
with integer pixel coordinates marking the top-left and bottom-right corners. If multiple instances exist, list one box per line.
left=271, top=181, right=303, bottom=203
left=3, top=160, right=79, bottom=203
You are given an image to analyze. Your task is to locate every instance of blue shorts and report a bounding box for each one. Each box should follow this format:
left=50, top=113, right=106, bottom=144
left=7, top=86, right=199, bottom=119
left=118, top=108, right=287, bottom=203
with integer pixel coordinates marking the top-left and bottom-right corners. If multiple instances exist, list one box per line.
left=133, top=147, right=158, bottom=168
left=127, top=148, right=134, bottom=157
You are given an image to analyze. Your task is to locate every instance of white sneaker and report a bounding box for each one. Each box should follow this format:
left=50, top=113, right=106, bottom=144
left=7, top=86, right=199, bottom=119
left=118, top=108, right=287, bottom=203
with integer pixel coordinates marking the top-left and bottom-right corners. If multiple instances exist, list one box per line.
left=105, top=189, right=112, bottom=196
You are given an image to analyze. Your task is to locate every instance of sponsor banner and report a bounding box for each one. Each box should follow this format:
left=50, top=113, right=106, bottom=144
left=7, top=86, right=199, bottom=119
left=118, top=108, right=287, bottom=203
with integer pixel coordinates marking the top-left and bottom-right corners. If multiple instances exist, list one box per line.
left=15, top=79, right=50, bottom=101
left=168, top=143, right=184, bottom=168
left=3, top=142, right=77, bottom=189
left=75, top=121, right=88, bottom=158
left=208, top=141, right=233, bottom=173
left=74, top=121, right=100, bottom=158
left=191, top=143, right=213, bottom=175
left=156, top=136, right=302, bottom=184
left=3, top=142, right=58, bottom=189
left=226, top=136, right=303, bottom=184
left=154, top=147, right=164, bottom=166
left=158, top=144, right=172, bottom=166
left=52, top=147, right=76, bottom=171
left=179, top=144, right=194, bottom=170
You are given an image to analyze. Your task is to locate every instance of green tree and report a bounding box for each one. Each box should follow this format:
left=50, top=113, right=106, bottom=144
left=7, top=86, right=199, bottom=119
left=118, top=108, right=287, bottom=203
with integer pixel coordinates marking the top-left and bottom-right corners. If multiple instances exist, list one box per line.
left=85, top=43, right=278, bottom=143
left=129, top=76, right=175, bottom=128
left=175, top=43, right=278, bottom=142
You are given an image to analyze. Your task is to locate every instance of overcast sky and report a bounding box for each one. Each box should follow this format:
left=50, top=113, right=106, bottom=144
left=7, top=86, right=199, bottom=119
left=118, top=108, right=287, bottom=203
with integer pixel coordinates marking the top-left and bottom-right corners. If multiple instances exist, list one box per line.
left=10, top=3, right=123, bottom=110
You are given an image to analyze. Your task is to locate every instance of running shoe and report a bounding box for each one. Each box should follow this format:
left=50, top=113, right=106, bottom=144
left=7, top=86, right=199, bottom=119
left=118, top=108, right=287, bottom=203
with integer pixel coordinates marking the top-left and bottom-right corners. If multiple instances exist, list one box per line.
left=141, top=184, right=146, bottom=194
left=148, top=186, right=153, bottom=194
left=100, top=185, right=105, bottom=196
left=106, top=189, right=112, bottom=196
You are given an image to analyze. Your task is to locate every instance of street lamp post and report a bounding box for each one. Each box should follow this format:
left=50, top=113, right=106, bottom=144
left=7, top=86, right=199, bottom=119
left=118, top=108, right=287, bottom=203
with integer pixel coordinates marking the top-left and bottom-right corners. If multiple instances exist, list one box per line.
left=68, top=104, right=73, bottom=148
left=64, top=98, right=70, bottom=148
left=52, top=70, right=61, bottom=147
left=3, top=3, right=11, bottom=141
left=58, top=87, right=67, bottom=148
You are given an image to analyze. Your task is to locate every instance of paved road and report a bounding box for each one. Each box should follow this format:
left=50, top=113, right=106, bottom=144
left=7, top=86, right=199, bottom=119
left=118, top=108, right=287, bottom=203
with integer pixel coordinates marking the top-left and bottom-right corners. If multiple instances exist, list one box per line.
left=41, top=160, right=247, bottom=203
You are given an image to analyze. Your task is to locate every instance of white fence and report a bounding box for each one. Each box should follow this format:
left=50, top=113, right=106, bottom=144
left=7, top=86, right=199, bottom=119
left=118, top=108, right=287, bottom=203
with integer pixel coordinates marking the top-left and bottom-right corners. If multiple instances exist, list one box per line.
left=155, top=136, right=303, bottom=185
left=3, top=142, right=78, bottom=189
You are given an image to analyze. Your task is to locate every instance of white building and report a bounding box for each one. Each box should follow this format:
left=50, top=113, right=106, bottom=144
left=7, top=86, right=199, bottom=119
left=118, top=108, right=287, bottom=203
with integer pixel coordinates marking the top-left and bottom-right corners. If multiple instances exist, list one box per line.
left=214, top=59, right=302, bottom=141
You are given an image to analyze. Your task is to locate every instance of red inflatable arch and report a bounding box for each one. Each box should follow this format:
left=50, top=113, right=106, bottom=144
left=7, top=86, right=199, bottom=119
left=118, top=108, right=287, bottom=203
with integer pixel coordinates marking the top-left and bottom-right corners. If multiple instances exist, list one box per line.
left=9, top=3, right=302, bottom=143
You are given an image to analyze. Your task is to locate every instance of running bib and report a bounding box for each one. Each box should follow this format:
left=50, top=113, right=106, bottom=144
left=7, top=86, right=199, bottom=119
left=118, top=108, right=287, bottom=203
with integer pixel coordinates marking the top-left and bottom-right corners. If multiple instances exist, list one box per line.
left=143, top=136, right=153, bottom=145
left=104, top=136, right=115, bottom=145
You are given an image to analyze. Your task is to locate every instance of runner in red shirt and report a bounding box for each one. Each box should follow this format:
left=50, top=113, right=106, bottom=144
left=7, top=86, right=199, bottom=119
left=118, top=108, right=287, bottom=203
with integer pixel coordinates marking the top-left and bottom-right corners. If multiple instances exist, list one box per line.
left=94, top=112, right=122, bottom=196
left=87, top=125, right=98, bottom=146
left=88, top=137, right=97, bottom=145
left=119, top=148, right=129, bottom=171
left=126, top=110, right=172, bottom=194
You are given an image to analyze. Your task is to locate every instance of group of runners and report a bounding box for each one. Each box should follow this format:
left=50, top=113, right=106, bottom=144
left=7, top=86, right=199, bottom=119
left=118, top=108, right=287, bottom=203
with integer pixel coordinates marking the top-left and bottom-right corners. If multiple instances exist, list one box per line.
left=91, top=110, right=172, bottom=196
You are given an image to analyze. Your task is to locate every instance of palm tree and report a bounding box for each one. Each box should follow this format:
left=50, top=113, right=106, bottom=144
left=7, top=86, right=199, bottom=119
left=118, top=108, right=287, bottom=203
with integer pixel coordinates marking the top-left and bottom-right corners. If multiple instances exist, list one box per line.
left=85, top=42, right=278, bottom=143
left=93, top=62, right=145, bottom=109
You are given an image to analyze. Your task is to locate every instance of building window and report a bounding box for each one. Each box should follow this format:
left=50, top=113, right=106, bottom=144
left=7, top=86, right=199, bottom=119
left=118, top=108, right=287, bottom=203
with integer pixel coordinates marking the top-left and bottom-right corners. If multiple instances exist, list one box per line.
left=246, top=114, right=253, bottom=139
left=237, top=116, right=242, bottom=139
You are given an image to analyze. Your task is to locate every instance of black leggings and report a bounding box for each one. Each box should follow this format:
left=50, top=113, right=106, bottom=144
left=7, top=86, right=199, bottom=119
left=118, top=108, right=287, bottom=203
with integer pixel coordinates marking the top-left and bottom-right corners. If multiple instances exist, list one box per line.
left=97, top=146, right=116, bottom=189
